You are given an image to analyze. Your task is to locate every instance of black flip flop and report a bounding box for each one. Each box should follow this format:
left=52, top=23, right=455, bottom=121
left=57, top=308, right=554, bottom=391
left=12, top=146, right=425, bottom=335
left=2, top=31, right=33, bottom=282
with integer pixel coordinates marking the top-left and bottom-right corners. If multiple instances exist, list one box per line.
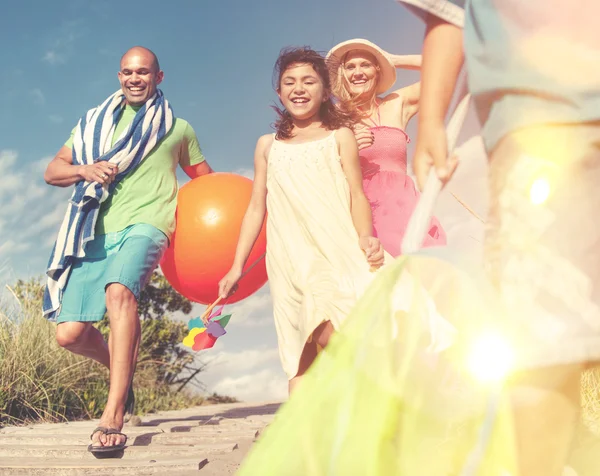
left=87, top=426, right=128, bottom=454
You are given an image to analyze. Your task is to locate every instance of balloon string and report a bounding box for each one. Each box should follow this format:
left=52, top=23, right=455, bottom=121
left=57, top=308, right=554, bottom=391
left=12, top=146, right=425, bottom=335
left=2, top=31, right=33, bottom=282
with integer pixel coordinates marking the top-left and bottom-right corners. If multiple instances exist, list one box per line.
left=241, top=252, right=267, bottom=278
left=200, top=252, right=267, bottom=323
left=450, top=192, right=485, bottom=223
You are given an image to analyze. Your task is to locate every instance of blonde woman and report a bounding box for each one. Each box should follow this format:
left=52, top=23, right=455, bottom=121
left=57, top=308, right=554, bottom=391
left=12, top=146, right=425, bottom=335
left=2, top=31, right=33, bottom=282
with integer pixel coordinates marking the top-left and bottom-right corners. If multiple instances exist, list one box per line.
left=327, top=39, right=446, bottom=256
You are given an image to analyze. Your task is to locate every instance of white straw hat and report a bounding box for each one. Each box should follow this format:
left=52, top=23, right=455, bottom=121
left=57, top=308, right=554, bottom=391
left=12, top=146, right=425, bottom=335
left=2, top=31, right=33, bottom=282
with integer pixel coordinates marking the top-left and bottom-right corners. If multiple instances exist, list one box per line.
left=326, top=38, right=396, bottom=94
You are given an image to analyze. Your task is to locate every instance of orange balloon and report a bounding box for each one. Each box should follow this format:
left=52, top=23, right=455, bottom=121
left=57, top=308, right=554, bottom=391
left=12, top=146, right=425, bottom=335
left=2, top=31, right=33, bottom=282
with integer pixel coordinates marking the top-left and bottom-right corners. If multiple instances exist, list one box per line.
left=161, top=173, right=268, bottom=305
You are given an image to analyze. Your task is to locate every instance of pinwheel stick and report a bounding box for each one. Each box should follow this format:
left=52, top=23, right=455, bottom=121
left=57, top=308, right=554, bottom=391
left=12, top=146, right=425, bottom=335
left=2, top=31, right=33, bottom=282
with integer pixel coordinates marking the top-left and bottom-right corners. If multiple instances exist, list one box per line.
left=200, top=252, right=267, bottom=324
left=200, top=297, right=223, bottom=323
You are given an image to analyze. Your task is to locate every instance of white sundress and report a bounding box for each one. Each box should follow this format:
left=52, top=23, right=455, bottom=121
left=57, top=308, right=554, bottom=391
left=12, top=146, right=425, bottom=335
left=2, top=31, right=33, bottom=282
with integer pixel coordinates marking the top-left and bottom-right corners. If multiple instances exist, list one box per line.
left=265, top=131, right=384, bottom=379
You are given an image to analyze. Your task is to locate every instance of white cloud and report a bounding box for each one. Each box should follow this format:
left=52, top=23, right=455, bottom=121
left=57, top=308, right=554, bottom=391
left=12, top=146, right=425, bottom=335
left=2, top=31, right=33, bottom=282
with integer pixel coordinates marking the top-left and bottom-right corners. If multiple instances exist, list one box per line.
left=0, top=239, right=31, bottom=256
left=234, top=167, right=254, bottom=179
left=204, top=347, right=280, bottom=376
left=200, top=345, right=287, bottom=402
left=224, top=286, right=273, bottom=327
left=0, top=194, right=28, bottom=219
left=30, top=88, right=45, bottom=106
left=43, top=50, right=66, bottom=66
left=32, top=156, right=54, bottom=174
left=0, top=175, right=24, bottom=198
left=0, top=151, right=23, bottom=201
left=0, top=150, right=70, bottom=271
left=211, top=368, right=287, bottom=402
left=37, top=205, right=68, bottom=232
left=42, top=20, right=84, bottom=66
left=0, top=150, right=17, bottom=173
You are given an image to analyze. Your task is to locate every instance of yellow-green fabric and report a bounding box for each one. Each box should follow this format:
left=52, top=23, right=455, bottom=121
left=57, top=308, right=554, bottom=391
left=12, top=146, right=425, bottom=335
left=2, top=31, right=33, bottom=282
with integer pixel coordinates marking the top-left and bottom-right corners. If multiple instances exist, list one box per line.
left=238, top=253, right=520, bottom=475
left=65, top=105, right=204, bottom=238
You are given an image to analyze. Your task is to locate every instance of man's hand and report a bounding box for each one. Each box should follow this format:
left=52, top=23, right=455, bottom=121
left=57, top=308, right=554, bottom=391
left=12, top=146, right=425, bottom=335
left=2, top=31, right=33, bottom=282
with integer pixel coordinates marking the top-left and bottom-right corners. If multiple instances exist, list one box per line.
left=79, top=162, right=119, bottom=185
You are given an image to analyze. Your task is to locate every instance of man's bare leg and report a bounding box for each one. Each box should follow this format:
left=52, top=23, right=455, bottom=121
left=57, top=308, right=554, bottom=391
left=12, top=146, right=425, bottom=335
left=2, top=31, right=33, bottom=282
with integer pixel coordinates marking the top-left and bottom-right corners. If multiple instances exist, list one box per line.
left=92, top=283, right=141, bottom=448
left=56, top=322, right=110, bottom=368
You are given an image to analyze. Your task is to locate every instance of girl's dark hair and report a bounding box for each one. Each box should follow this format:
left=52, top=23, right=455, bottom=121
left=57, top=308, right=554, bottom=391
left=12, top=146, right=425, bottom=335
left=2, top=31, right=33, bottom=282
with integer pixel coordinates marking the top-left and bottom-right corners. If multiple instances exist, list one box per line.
left=272, top=46, right=353, bottom=140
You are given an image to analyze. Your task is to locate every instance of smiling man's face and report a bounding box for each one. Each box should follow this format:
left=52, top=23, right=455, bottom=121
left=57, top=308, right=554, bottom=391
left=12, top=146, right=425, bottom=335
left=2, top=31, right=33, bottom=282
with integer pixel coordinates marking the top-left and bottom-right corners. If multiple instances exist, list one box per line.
left=118, top=48, right=164, bottom=106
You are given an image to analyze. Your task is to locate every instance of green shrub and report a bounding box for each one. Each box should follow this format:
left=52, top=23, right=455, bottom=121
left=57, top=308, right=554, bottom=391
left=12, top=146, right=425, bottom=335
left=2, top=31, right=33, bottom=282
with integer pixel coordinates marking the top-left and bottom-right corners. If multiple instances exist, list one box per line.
left=0, top=273, right=234, bottom=426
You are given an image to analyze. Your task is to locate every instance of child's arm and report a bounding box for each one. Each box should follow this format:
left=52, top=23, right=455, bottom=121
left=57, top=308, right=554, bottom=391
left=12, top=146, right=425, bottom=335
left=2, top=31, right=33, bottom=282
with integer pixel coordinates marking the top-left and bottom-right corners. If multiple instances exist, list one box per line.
left=218, top=135, right=271, bottom=298
left=337, top=128, right=385, bottom=268
left=338, top=128, right=373, bottom=237
left=413, top=17, right=464, bottom=190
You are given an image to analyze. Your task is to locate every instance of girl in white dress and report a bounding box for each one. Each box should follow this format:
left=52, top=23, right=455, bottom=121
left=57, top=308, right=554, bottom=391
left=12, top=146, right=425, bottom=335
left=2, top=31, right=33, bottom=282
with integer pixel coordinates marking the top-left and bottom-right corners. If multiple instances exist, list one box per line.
left=219, top=47, right=387, bottom=393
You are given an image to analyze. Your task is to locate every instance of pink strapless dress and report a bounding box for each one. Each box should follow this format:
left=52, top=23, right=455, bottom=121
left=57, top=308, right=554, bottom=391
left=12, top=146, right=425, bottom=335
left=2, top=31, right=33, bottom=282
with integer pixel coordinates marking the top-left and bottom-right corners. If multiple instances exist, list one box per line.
left=360, top=126, right=446, bottom=256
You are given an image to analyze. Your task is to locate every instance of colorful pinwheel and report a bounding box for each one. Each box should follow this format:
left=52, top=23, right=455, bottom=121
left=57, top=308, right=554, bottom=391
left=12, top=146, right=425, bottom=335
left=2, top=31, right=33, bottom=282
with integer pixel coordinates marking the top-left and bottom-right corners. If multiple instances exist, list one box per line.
left=182, top=305, right=232, bottom=351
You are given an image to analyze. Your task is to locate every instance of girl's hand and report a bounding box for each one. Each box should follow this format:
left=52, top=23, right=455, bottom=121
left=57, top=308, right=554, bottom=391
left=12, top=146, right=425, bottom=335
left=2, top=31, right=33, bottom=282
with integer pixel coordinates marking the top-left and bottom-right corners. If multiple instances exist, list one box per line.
left=359, top=236, right=385, bottom=270
left=218, top=267, right=242, bottom=299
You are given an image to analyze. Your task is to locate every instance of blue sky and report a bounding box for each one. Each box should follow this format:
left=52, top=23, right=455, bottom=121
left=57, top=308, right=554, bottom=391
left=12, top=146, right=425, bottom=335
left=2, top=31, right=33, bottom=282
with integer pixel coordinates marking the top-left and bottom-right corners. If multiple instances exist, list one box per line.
left=0, top=0, right=486, bottom=402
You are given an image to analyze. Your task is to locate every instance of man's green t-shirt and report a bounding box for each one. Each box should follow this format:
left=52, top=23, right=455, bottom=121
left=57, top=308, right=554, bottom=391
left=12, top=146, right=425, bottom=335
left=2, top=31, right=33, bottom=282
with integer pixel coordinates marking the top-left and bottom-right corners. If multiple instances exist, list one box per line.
left=65, top=105, right=205, bottom=239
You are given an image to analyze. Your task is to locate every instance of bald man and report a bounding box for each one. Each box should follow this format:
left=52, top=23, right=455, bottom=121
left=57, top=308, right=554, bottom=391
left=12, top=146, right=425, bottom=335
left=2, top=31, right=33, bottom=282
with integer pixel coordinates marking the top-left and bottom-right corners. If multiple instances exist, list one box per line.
left=44, top=46, right=213, bottom=454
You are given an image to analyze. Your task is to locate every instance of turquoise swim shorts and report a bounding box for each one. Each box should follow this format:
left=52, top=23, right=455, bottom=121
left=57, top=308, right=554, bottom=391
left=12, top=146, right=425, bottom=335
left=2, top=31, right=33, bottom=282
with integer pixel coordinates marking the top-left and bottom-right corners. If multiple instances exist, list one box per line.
left=56, top=223, right=169, bottom=323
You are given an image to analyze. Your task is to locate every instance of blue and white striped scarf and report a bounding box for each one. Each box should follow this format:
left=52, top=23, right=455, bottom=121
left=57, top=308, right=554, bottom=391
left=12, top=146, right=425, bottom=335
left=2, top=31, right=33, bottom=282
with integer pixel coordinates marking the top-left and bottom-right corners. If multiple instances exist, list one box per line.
left=43, top=89, right=174, bottom=320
